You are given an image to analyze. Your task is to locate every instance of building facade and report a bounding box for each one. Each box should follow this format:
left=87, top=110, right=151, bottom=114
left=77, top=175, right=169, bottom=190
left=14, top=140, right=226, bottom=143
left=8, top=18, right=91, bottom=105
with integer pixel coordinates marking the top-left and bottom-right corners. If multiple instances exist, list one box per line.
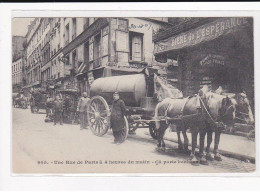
left=61, top=17, right=171, bottom=94
left=153, top=17, right=254, bottom=107
left=12, top=57, right=24, bottom=92
left=12, top=36, right=26, bottom=92
left=23, top=17, right=171, bottom=96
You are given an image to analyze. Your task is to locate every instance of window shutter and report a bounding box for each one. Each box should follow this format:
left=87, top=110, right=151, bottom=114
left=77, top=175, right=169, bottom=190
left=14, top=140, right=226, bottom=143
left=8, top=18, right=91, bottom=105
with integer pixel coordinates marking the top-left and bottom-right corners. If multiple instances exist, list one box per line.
left=132, top=35, right=142, bottom=61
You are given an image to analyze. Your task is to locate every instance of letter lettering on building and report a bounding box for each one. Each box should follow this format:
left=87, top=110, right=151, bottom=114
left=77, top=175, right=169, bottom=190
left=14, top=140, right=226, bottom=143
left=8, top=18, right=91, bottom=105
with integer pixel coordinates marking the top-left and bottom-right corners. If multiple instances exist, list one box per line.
left=216, top=22, right=220, bottom=33
left=206, top=26, right=210, bottom=36
left=201, top=28, right=205, bottom=37
left=231, top=18, right=236, bottom=28
left=210, top=25, right=215, bottom=34
left=221, top=22, right=225, bottom=31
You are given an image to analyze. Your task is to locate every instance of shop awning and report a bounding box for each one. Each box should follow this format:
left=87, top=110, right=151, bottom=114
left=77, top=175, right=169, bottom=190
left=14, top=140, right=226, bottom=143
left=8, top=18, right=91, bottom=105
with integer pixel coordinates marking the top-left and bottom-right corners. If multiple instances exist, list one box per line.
left=154, top=17, right=252, bottom=56
left=76, top=62, right=87, bottom=77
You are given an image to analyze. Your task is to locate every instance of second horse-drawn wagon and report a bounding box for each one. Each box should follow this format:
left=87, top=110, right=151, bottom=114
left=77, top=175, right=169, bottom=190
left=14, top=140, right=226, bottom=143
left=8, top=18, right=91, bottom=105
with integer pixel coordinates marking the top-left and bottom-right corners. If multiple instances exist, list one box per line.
left=87, top=71, right=183, bottom=141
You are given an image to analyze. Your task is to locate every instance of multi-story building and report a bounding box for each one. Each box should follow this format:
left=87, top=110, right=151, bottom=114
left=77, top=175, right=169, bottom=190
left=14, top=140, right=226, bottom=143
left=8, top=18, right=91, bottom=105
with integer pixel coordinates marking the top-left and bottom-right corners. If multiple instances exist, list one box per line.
left=12, top=36, right=26, bottom=92
left=61, top=17, right=171, bottom=94
left=12, top=36, right=26, bottom=62
left=153, top=17, right=254, bottom=103
left=23, top=17, right=171, bottom=95
left=12, top=57, right=24, bottom=92
left=25, top=18, right=42, bottom=89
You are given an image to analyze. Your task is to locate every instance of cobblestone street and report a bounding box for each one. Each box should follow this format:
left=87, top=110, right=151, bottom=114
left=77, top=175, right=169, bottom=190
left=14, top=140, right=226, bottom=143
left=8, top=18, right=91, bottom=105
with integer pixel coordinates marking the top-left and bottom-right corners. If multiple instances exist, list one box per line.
left=12, top=108, right=255, bottom=173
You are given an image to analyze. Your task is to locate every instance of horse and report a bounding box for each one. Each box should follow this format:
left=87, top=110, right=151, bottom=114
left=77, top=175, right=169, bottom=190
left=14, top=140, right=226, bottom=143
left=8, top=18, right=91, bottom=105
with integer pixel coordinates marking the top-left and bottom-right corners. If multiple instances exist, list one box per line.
left=154, top=85, right=236, bottom=164
left=216, top=91, right=254, bottom=133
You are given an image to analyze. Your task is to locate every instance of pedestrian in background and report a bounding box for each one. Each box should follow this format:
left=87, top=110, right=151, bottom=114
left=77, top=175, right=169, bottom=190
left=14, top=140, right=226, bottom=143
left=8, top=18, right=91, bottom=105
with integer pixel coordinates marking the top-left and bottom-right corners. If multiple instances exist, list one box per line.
left=77, top=92, right=90, bottom=130
left=110, top=92, right=127, bottom=144
left=53, top=95, right=63, bottom=125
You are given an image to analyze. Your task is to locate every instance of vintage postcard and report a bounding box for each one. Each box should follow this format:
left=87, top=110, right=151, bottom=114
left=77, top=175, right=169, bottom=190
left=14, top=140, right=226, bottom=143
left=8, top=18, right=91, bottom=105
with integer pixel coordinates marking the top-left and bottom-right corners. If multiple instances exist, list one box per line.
left=11, top=15, right=256, bottom=174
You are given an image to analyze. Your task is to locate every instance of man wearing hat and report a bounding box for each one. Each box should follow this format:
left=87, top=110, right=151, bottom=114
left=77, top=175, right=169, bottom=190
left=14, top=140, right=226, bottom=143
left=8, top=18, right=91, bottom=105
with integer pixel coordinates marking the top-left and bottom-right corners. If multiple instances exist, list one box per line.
left=77, top=92, right=90, bottom=129
left=110, top=92, right=127, bottom=144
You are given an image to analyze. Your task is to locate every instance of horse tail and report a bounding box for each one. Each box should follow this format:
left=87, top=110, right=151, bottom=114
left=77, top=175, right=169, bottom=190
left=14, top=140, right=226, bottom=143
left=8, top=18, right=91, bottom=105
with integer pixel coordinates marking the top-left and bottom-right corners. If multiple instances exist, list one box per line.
left=155, top=102, right=161, bottom=130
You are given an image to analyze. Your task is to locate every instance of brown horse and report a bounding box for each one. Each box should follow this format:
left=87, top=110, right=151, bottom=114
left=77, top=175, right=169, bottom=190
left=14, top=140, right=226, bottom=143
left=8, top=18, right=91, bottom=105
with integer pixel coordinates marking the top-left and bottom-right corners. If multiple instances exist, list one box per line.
left=154, top=87, right=236, bottom=164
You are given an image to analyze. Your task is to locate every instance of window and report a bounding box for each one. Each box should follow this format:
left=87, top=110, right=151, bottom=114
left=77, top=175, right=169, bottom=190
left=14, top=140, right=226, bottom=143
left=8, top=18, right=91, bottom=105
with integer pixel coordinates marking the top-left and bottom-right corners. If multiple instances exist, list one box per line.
left=129, top=32, right=143, bottom=62
left=66, top=55, right=70, bottom=65
left=65, top=24, right=70, bottom=45
left=72, top=50, right=77, bottom=69
left=72, top=18, right=77, bottom=40
left=94, top=34, right=101, bottom=60
left=84, top=18, right=89, bottom=30
left=84, top=42, right=89, bottom=63
left=58, top=43, right=60, bottom=50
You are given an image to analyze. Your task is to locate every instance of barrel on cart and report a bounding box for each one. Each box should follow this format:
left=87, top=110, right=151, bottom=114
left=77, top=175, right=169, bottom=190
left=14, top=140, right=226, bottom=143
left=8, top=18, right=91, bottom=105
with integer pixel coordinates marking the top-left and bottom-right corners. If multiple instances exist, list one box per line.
left=87, top=73, right=160, bottom=140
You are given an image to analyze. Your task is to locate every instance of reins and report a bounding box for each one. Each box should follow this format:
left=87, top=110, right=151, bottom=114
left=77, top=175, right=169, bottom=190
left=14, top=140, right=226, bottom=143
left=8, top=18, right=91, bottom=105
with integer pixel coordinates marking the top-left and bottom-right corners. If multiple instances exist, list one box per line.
left=198, top=95, right=226, bottom=128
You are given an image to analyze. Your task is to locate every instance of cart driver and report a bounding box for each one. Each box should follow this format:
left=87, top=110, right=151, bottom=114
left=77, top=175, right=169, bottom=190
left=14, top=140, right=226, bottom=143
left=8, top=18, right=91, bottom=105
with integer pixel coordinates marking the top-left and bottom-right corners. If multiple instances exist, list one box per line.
left=110, top=92, right=127, bottom=144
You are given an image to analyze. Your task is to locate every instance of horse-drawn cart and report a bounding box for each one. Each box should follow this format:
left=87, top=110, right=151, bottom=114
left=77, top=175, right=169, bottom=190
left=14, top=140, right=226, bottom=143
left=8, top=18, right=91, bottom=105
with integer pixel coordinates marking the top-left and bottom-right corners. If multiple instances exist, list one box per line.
left=30, top=89, right=48, bottom=113
left=57, top=88, right=80, bottom=124
left=87, top=73, right=182, bottom=140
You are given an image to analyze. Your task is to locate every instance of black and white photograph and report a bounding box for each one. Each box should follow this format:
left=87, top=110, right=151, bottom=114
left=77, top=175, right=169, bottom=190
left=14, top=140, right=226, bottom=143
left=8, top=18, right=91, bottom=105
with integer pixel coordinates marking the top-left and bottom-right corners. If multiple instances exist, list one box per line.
left=11, top=16, right=255, bottom=174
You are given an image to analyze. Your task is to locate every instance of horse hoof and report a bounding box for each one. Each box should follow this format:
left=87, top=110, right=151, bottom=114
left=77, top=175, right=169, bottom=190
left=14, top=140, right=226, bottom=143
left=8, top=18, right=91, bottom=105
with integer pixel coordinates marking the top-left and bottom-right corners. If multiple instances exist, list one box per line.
left=200, top=157, right=209, bottom=165
left=214, top=155, right=222, bottom=161
left=206, top=153, right=214, bottom=161
left=190, top=157, right=199, bottom=165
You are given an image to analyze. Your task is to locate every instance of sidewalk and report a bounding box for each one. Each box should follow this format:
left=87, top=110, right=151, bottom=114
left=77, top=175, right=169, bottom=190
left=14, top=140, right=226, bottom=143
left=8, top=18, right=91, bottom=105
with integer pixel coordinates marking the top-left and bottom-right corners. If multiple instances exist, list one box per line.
left=162, top=130, right=255, bottom=163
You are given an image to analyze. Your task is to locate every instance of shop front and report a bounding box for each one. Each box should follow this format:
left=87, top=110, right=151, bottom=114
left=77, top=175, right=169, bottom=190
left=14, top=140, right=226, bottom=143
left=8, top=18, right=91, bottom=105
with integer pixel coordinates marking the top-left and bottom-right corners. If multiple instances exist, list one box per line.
left=153, top=17, right=254, bottom=107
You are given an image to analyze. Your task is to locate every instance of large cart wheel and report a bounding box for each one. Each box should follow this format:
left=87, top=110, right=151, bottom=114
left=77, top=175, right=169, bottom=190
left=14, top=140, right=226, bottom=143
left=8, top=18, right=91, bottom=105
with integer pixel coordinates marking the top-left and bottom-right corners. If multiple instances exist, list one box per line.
left=121, top=116, right=129, bottom=142
left=87, top=96, right=110, bottom=137
left=149, top=122, right=158, bottom=140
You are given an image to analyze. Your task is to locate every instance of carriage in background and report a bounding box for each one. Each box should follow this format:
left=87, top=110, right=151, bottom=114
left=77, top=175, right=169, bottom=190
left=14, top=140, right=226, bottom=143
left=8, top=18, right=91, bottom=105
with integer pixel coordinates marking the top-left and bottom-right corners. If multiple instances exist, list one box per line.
left=12, top=92, right=29, bottom=109
left=57, top=88, right=81, bottom=124
left=30, top=89, right=48, bottom=113
left=87, top=70, right=183, bottom=140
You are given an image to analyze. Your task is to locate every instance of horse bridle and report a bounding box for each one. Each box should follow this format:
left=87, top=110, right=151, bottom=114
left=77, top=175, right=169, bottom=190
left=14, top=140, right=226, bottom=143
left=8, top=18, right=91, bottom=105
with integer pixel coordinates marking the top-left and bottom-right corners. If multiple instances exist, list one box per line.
left=198, top=95, right=234, bottom=129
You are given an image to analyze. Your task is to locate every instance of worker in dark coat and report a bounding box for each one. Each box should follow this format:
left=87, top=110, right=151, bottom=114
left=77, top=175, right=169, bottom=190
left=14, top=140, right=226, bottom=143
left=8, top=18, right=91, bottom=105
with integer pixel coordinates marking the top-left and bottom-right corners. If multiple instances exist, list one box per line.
left=110, top=92, right=127, bottom=144
left=77, top=92, right=90, bottom=129
left=53, top=95, right=63, bottom=125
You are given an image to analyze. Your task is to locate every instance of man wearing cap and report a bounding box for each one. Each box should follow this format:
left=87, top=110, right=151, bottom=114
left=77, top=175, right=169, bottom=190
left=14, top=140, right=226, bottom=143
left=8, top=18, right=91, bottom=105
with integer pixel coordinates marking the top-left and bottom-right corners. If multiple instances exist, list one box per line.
left=77, top=92, right=90, bottom=129
left=110, top=92, right=127, bottom=144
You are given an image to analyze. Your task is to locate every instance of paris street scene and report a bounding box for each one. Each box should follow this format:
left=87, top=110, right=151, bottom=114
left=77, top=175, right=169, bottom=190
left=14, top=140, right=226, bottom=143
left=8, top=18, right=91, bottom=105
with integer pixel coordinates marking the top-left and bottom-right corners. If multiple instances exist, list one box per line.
left=12, top=17, right=255, bottom=173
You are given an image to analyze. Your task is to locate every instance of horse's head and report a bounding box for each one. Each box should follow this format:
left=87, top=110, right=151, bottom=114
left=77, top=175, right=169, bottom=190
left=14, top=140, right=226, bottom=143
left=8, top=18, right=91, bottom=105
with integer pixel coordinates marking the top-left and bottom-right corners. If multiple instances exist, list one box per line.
left=235, top=92, right=254, bottom=125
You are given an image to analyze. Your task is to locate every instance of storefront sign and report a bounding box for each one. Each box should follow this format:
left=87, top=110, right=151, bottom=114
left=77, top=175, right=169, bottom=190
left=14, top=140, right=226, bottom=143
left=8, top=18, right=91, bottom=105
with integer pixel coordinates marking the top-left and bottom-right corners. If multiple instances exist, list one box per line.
left=154, top=17, right=250, bottom=54
left=200, top=54, right=225, bottom=67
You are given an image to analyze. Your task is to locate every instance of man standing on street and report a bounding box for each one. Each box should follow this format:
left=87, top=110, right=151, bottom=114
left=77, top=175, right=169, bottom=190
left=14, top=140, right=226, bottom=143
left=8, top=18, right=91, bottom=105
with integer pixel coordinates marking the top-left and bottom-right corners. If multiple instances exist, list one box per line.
left=77, top=92, right=90, bottom=130
left=53, top=95, right=63, bottom=125
left=110, top=92, right=127, bottom=144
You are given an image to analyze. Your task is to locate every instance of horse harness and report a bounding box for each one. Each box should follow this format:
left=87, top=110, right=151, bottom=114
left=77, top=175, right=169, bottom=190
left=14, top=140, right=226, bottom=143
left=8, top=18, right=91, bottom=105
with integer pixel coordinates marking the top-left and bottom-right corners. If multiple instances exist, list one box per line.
left=163, top=95, right=201, bottom=124
left=162, top=94, right=232, bottom=130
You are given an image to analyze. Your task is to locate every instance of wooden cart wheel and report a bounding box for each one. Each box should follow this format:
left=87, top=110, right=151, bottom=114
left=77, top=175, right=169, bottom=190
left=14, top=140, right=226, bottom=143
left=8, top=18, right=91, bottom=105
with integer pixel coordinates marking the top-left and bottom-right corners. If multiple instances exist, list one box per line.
left=120, top=116, right=129, bottom=142
left=149, top=122, right=158, bottom=140
left=87, top=96, right=110, bottom=137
